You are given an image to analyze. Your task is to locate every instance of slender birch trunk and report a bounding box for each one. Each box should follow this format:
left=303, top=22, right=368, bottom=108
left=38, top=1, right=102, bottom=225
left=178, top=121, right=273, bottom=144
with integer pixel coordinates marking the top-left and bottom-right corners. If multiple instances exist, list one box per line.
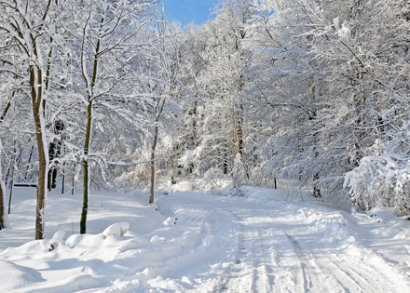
left=31, top=66, right=49, bottom=240
left=80, top=101, right=93, bottom=234
left=0, top=160, right=6, bottom=230
left=0, top=91, right=15, bottom=230
left=149, top=99, right=166, bottom=205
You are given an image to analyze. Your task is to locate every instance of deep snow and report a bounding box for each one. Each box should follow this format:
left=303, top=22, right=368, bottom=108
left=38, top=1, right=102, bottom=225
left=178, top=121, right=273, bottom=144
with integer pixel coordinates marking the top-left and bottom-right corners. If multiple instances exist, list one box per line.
left=1, top=183, right=410, bottom=292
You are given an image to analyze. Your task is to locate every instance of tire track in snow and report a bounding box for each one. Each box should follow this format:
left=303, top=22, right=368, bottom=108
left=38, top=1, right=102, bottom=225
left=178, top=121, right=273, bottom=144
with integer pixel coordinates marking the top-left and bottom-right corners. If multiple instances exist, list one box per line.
left=215, top=213, right=252, bottom=293
left=286, top=232, right=349, bottom=293
left=322, top=248, right=399, bottom=292
left=151, top=194, right=410, bottom=292
left=155, top=199, right=242, bottom=293
left=285, top=233, right=400, bottom=293
left=214, top=199, right=410, bottom=293
left=253, top=228, right=275, bottom=293
left=218, top=213, right=278, bottom=293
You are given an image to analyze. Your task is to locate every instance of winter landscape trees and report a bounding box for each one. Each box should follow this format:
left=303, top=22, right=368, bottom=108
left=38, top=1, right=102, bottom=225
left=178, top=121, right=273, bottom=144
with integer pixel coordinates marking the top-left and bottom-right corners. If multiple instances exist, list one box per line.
left=1, top=0, right=410, bottom=238
left=0, top=0, right=64, bottom=238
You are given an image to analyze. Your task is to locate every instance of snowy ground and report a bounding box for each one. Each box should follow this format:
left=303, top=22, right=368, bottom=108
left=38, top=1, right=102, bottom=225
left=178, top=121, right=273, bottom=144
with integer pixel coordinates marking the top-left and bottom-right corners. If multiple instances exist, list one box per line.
left=1, top=183, right=410, bottom=292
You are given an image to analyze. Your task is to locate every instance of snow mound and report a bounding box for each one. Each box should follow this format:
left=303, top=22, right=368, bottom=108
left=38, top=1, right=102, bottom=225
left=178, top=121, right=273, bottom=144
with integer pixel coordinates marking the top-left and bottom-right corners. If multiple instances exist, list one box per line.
left=52, top=230, right=66, bottom=241
left=65, top=233, right=105, bottom=249
left=162, top=217, right=177, bottom=226
left=64, top=222, right=130, bottom=249
left=102, top=222, right=130, bottom=238
left=49, top=230, right=66, bottom=251
left=0, top=260, right=45, bottom=291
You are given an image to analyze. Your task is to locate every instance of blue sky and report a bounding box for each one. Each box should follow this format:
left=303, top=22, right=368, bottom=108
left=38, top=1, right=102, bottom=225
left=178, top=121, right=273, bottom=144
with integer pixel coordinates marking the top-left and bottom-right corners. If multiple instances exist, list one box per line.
left=161, top=0, right=220, bottom=26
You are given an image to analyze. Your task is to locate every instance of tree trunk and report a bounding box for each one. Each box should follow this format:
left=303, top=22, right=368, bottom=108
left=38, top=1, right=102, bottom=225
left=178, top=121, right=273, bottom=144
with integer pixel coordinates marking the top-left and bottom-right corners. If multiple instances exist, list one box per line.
left=8, top=178, right=14, bottom=215
left=79, top=23, right=102, bottom=233
left=33, top=102, right=48, bottom=240
left=149, top=99, right=166, bottom=205
left=61, top=162, right=65, bottom=194
left=24, top=146, right=35, bottom=180
left=223, top=149, right=229, bottom=175
left=31, top=65, right=48, bottom=240
left=309, top=83, right=321, bottom=198
left=0, top=145, right=7, bottom=229
left=354, top=70, right=366, bottom=166
left=0, top=94, right=13, bottom=230
left=80, top=101, right=93, bottom=234
left=0, top=171, right=5, bottom=230
left=72, top=163, right=75, bottom=195
left=234, top=104, right=249, bottom=180
left=33, top=103, right=48, bottom=240
left=149, top=121, right=159, bottom=205
left=8, top=148, right=16, bottom=214
left=5, top=156, right=12, bottom=187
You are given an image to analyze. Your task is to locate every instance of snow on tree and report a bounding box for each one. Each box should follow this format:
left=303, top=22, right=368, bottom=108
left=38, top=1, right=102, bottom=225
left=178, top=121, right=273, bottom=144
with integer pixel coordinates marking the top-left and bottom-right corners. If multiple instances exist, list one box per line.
left=59, top=0, right=158, bottom=233
left=171, top=0, right=255, bottom=188
left=0, top=0, right=67, bottom=239
left=1, top=0, right=410, bottom=234
left=235, top=0, right=410, bottom=207
left=345, top=154, right=410, bottom=215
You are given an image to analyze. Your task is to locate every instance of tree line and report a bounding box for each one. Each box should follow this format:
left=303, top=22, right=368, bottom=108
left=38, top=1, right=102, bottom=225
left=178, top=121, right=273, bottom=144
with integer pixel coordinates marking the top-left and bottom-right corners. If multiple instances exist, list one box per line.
left=1, top=0, right=409, bottom=239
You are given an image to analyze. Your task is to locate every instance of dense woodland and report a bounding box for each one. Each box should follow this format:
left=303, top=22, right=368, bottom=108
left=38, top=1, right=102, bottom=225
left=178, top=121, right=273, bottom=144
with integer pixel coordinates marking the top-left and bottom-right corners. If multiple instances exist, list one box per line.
left=0, top=0, right=409, bottom=239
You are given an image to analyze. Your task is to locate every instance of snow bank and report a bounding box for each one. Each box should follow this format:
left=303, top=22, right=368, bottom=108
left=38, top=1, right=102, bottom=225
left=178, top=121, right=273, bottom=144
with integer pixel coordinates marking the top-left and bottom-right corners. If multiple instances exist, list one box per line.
left=0, top=260, right=45, bottom=291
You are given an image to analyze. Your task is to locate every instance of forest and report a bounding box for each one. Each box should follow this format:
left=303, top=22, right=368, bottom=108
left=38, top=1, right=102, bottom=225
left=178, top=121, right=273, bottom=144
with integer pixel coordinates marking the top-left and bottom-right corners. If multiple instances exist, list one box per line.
left=1, top=0, right=410, bottom=240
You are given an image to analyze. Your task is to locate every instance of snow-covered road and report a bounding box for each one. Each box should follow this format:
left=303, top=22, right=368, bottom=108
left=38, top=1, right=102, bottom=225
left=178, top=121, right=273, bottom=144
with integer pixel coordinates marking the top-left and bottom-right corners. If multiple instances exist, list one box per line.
left=155, top=191, right=410, bottom=292
left=1, top=187, right=410, bottom=292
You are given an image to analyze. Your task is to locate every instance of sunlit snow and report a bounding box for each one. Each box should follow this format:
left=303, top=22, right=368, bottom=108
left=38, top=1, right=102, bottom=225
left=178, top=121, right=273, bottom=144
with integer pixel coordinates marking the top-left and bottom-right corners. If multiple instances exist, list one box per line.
left=1, top=183, right=410, bottom=292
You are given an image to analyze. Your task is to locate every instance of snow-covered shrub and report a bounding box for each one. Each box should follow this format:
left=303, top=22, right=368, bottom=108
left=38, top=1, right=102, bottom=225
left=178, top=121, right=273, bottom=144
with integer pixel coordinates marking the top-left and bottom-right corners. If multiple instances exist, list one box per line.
left=344, top=155, right=410, bottom=215
left=115, top=164, right=151, bottom=189
left=178, top=150, right=195, bottom=173
left=202, top=167, right=229, bottom=194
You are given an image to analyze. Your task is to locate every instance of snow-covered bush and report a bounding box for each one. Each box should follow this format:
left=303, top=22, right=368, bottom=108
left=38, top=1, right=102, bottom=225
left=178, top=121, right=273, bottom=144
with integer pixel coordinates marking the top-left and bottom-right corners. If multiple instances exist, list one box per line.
left=178, top=150, right=195, bottom=174
left=202, top=167, right=229, bottom=195
left=115, top=164, right=151, bottom=190
left=344, top=155, right=410, bottom=215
